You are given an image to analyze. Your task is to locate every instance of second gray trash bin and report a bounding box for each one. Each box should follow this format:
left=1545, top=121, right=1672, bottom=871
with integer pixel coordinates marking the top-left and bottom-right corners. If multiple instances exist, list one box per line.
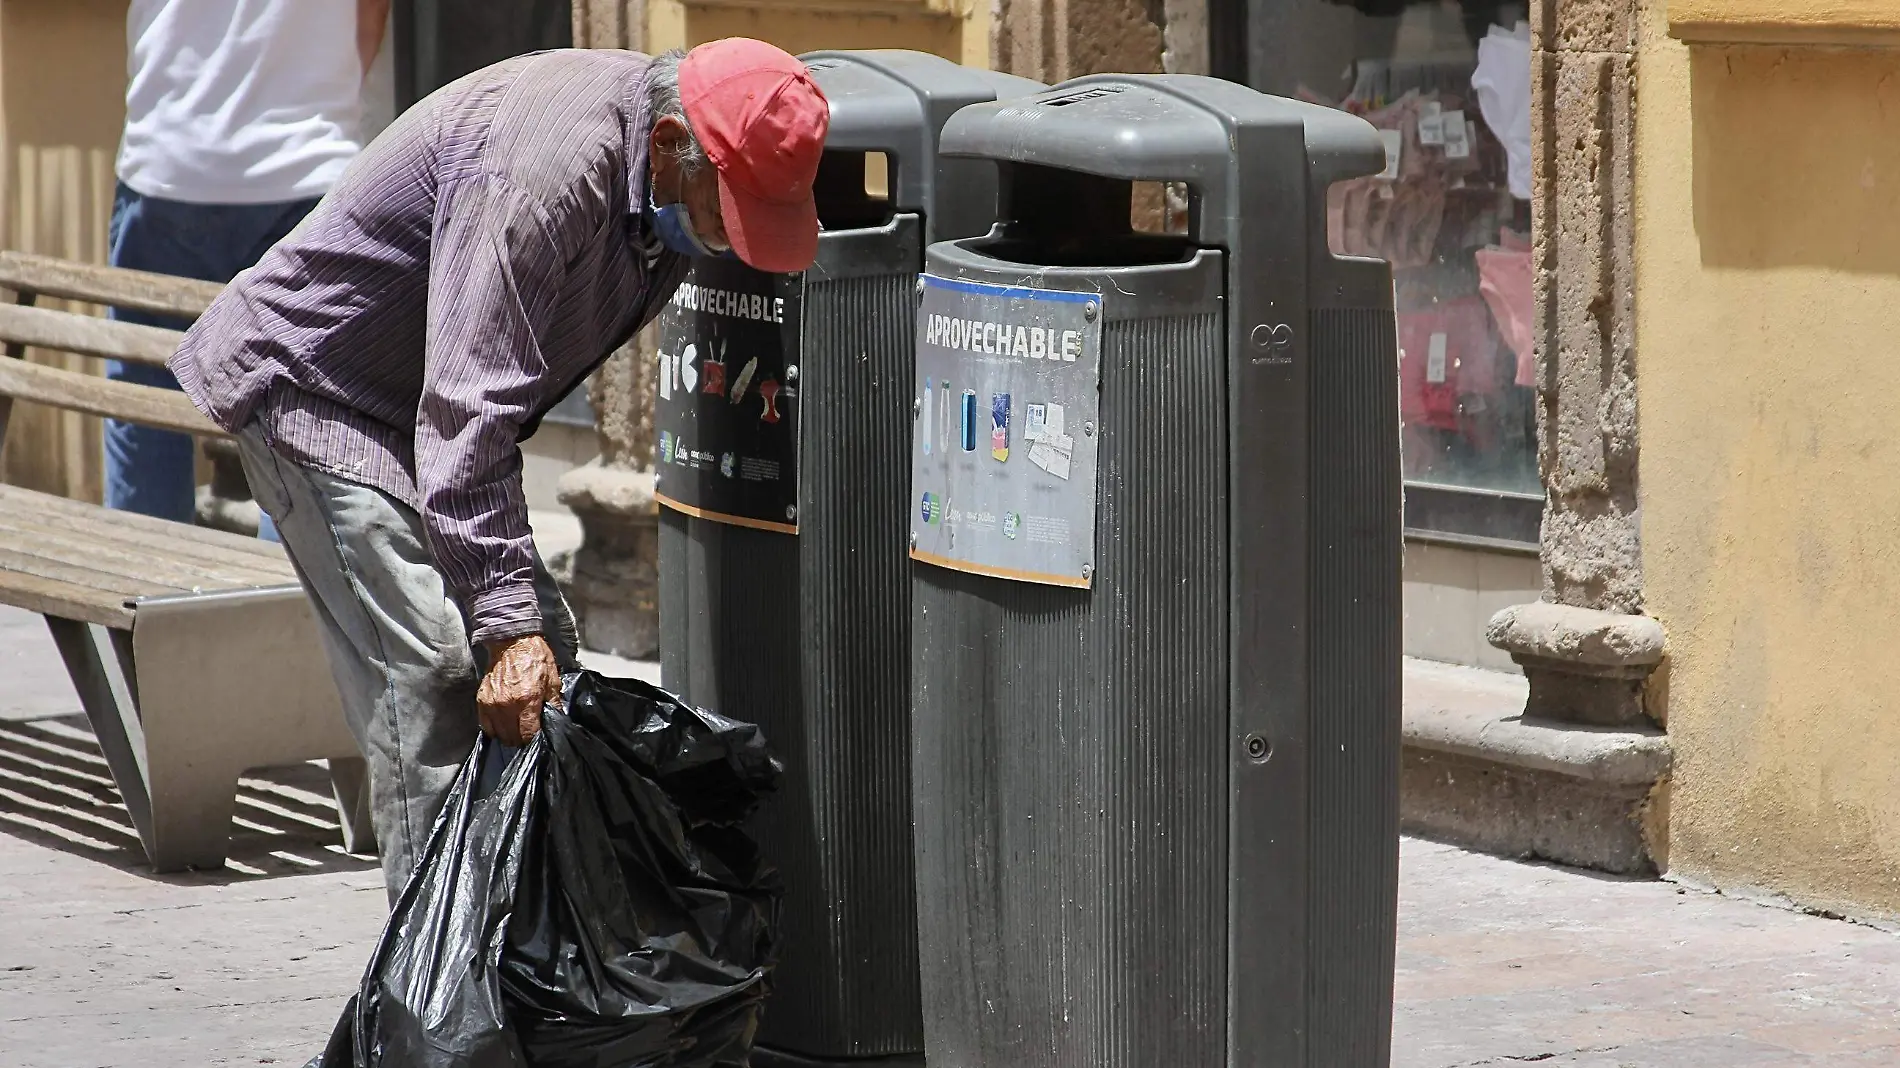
left=908, top=74, right=1402, bottom=1067
left=653, top=50, right=1042, bottom=1068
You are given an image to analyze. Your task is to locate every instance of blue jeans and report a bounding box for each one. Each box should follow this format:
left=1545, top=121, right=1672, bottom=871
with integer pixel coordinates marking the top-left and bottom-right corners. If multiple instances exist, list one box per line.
left=105, top=182, right=320, bottom=538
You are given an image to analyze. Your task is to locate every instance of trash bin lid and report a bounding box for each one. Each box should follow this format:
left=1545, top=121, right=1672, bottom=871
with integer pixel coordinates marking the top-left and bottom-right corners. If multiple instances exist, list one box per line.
left=801, top=50, right=1043, bottom=240
left=938, top=73, right=1385, bottom=251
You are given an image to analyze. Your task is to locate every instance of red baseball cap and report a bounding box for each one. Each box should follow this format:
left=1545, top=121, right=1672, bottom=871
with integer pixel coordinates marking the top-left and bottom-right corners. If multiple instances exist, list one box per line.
left=680, top=39, right=829, bottom=274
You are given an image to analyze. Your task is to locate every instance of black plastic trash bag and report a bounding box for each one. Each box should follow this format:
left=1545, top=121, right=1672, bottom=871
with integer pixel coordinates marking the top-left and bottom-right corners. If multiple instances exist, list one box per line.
left=308, top=671, right=782, bottom=1068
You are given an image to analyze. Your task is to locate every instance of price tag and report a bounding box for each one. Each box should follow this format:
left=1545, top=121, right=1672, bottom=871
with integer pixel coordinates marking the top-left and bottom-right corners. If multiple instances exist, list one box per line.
left=1418, top=101, right=1445, bottom=146
left=1426, top=332, right=1449, bottom=384
left=1442, top=110, right=1471, bottom=160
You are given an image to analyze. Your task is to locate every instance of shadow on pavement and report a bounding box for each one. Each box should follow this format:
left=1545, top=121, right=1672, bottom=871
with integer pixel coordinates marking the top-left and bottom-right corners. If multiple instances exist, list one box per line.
left=0, top=713, right=380, bottom=883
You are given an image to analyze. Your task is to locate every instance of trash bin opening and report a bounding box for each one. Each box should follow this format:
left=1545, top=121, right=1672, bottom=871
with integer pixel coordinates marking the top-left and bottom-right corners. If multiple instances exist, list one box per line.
left=815, top=149, right=895, bottom=231
left=977, top=163, right=1197, bottom=267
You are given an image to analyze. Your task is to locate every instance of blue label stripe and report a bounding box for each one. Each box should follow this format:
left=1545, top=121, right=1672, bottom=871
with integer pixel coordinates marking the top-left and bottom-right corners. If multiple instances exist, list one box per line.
left=923, top=274, right=1100, bottom=305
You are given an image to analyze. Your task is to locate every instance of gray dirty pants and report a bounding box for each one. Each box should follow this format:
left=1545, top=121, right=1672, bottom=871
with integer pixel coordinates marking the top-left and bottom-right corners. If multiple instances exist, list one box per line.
left=234, top=425, right=579, bottom=903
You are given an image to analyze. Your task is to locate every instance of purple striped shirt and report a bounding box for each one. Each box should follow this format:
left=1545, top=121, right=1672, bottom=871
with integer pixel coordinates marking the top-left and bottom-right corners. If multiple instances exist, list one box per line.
left=171, top=49, right=689, bottom=644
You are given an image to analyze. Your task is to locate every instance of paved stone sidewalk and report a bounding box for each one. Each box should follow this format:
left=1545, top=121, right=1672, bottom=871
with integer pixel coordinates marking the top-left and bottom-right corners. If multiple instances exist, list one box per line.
left=1, top=606, right=1896, bottom=1066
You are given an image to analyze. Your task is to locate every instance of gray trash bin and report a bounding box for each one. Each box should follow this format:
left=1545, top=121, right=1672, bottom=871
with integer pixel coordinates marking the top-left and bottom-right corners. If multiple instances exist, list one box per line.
left=908, top=75, right=1402, bottom=1067
left=653, top=50, right=1041, bottom=1068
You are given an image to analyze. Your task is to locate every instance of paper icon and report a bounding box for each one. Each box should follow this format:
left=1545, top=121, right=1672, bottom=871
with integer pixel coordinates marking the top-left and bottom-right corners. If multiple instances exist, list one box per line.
left=1029, top=441, right=1072, bottom=481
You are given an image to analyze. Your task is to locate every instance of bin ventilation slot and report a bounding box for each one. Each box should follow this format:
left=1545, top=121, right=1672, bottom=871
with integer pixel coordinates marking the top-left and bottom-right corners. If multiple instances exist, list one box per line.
left=814, top=149, right=895, bottom=231
left=1040, top=84, right=1128, bottom=107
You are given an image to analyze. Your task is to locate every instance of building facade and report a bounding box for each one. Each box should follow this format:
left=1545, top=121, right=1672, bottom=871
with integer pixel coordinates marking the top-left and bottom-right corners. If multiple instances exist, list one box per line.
left=10, top=0, right=1900, bottom=919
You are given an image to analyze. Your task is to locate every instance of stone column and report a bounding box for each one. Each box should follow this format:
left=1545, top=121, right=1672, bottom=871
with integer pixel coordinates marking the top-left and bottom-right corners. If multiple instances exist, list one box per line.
left=1487, top=0, right=1663, bottom=725
left=1161, top=0, right=1207, bottom=76
left=196, top=438, right=263, bottom=536
left=554, top=0, right=663, bottom=659
left=991, top=0, right=1166, bottom=83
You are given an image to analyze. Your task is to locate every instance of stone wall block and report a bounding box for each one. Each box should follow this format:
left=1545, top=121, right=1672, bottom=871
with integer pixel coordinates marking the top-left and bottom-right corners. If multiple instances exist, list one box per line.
left=1534, top=0, right=1638, bottom=56
left=573, top=0, right=641, bottom=50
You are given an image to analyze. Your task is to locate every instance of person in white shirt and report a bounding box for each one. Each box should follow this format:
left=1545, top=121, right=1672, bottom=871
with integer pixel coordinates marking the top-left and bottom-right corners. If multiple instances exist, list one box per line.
left=107, top=0, right=388, bottom=534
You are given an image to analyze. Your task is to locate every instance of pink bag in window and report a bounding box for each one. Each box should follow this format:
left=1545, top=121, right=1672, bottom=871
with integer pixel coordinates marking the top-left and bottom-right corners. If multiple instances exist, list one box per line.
left=1476, top=239, right=1535, bottom=387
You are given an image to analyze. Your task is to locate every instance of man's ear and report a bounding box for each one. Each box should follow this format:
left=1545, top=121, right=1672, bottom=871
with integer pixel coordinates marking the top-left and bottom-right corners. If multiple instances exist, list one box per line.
left=649, top=116, right=686, bottom=192
left=651, top=116, right=689, bottom=159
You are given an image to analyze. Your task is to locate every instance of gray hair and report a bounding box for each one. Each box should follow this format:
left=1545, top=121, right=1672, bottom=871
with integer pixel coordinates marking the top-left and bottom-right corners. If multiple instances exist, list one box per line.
left=646, top=49, right=710, bottom=178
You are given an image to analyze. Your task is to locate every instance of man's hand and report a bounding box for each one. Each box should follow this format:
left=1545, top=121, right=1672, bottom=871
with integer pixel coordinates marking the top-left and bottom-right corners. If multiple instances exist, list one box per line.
left=478, top=634, right=562, bottom=746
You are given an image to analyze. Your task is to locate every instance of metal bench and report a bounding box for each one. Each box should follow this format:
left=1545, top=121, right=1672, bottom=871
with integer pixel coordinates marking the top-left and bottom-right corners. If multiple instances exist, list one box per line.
left=0, top=252, right=370, bottom=871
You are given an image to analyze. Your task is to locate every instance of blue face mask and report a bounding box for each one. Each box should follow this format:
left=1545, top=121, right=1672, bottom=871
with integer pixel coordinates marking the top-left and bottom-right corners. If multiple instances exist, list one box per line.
left=647, top=186, right=733, bottom=261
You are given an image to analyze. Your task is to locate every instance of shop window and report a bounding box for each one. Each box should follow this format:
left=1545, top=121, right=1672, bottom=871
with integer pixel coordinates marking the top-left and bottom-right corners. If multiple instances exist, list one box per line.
left=1246, top=0, right=1537, bottom=545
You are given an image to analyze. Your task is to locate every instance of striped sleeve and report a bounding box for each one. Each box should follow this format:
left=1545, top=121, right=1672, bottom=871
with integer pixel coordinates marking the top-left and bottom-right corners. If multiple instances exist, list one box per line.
left=414, top=173, right=573, bottom=644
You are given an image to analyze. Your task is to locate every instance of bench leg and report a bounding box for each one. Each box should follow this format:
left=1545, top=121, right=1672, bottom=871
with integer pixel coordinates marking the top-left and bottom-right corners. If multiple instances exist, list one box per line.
left=47, top=615, right=242, bottom=871
left=328, top=756, right=376, bottom=856
left=43, top=617, right=158, bottom=858
left=142, top=764, right=243, bottom=872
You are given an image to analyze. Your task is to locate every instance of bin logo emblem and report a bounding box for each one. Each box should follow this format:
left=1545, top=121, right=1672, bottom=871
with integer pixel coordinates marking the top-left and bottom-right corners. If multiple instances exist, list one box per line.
left=1003, top=511, right=1021, bottom=540
left=720, top=452, right=736, bottom=479
left=660, top=431, right=675, bottom=465
left=920, top=492, right=943, bottom=526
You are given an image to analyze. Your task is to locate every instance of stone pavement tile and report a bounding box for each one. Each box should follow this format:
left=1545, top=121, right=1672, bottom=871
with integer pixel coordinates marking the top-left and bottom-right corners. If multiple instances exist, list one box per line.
left=0, top=816, right=383, bottom=1068
left=0, top=607, right=81, bottom=723
left=1394, top=840, right=1900, bottom=1068
left=1522, top=1034, right=1813, bottom=1067
left=0, top=620, right=387, bottom=1067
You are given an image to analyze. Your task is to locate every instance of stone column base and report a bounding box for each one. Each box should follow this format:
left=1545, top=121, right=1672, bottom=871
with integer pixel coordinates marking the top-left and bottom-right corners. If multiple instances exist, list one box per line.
left=553, top=460, right=659, bottom=660
left=1486, top=601, right=1666, bottom=727
left=195, top=436, right=262, bottom=537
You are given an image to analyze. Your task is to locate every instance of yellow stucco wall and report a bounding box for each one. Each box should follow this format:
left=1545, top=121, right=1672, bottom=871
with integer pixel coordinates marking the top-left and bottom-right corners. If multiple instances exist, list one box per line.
left=1637, top=0, right=1900, bottom=915
left=648, top=0, right=984, bottom=67
left=1670, top=0, right=1900, bottom=46
left=0, top=0, right=127, bottom=503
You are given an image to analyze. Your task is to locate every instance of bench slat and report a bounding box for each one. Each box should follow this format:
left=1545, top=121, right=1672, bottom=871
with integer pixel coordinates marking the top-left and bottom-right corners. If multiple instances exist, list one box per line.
left=0, top=568, right=136, bottom=629
left=0, top=511, right=295, bottom=590
left=0, top=303, right=183, bottom=368
left=0, top=357, right=224, bottom=438
left=0, top=544, right=188, bottom=600
left=0, top=483, right=286, bottom=561
left=0, top=251, right=223, bottom=320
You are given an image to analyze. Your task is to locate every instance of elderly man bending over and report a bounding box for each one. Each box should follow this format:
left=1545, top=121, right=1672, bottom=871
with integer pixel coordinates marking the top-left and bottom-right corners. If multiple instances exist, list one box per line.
left=169, top=39, right=829, bottom=899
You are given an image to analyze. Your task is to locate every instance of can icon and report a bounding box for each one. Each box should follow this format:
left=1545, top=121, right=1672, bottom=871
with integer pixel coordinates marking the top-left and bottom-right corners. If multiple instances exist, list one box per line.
left=991, top=393, right=1011, bottom=462
left=922, top=379, right=934, bottom=455
left=960, top=389, right=978, bottom=452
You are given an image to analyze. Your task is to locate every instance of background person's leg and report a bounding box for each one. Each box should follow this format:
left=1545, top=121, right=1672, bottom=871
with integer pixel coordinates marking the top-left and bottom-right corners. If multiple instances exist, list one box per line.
left=104, top=184, right=320, bottom=530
